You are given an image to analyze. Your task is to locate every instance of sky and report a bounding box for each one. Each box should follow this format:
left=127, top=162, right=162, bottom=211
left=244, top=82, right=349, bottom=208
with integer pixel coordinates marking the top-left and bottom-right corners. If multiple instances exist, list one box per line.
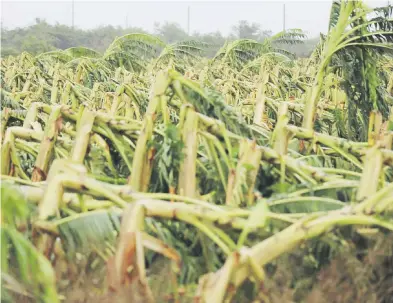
left=1, top=1, right=390, bottom=38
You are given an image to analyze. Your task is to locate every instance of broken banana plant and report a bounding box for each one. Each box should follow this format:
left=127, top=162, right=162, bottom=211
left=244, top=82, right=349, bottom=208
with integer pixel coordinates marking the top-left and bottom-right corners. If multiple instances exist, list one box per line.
left=1, top=20, right=393, bottom=303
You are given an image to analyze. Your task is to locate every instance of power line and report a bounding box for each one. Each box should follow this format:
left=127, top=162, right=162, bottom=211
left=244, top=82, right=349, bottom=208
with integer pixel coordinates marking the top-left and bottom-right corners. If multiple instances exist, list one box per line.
left=72, top=0, right=75, bottom=29
left=187, top=6, right=190, bottom=36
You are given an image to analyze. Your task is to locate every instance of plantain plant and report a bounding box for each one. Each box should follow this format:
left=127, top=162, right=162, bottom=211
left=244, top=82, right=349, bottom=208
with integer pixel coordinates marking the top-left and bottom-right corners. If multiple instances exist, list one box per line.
left=1, top=1, right=393, bottom=302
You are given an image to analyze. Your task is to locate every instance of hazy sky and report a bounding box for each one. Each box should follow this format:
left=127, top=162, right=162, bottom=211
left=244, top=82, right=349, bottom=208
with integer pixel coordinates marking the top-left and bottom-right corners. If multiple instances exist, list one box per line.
left=1, top=1, right=390, bottom=38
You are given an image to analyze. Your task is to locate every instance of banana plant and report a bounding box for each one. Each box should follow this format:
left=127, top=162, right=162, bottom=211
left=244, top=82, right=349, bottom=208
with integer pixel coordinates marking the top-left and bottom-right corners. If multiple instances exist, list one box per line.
left=302, top=0, right=393, bottom=133
left=1, top=9, right=393, bottom=302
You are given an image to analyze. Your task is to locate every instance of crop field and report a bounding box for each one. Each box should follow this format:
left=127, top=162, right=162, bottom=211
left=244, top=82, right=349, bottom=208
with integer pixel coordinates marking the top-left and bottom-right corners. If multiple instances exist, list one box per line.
left=1, top=1, right=393, bottom=302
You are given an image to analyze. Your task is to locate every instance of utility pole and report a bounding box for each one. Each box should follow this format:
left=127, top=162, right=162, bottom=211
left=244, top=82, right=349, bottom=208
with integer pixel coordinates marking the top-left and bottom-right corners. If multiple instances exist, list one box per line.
left=125, top=15, right=128, bottom=29
left=187, top=6, right=190, bottom=36
left=283, top=3, right=286, bottom=32
left=72, top=0, right=75, bottom=29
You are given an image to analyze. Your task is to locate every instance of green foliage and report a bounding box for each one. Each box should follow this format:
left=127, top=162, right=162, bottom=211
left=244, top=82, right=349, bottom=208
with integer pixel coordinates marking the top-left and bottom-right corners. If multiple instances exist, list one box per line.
left=1, top=182, right=58, bottom=303
left=146, top=218, right=224, bottom=285
left=154, top=40, right=208, bottom=73
left=325, top=1, right=393, bottom=140
left=214, top=29, right=306, bottom=70
left=183, top=86, right=254, bottom=138
left=57, top=210, right=121, bottom=257
left=1, top=19, right=317, bottom=59
left=1, top=182, right=29, bottom=227
left=1, top=89, right=24, bottom=110
left=1, top=19, right=149, bottom=56
left=149, top=124, right=185, bottom=192
left=1, top=2, right=393, bottom=301
left=154, top=21, right=190, bottom=44
left=230, top=20, right=272, bottom=40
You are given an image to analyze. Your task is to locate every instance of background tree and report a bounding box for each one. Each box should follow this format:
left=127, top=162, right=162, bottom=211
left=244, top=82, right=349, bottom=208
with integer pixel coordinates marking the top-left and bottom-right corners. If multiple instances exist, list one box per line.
left=154, top=21, right=189, bottom=44
left=230, top=20, right=272, bottom=40
left=1, top=19, right=318, bottom=58
left=192, top=31, right=226, bottom=57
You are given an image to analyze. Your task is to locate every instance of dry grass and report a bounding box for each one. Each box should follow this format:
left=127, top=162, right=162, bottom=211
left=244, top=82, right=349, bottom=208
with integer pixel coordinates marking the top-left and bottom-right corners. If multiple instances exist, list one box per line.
left=237, top=233, right=393, bottom=303
left=7, top=232, right=393, bottom=303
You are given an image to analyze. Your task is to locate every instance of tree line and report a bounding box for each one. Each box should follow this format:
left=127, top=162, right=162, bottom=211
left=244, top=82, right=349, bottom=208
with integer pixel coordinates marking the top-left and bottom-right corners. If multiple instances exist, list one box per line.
left=1, top=18, right=319, bottom=58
